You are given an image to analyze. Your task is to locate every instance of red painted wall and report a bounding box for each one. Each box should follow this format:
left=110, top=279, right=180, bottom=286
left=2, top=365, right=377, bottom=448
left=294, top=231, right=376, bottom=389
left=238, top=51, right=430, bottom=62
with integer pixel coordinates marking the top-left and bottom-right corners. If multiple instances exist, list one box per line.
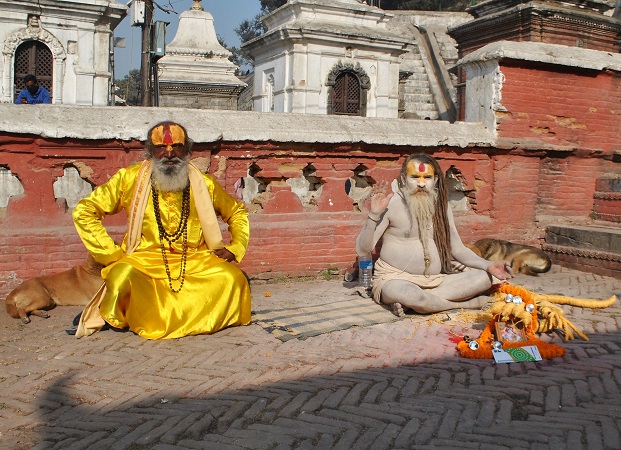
left=2, top=58, right=621, bottom=298
left=497, top=62, right=621, bottom=153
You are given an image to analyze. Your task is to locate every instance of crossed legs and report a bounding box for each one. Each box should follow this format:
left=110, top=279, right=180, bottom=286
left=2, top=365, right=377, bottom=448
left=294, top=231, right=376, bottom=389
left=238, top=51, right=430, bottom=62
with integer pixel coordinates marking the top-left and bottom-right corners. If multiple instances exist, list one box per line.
left=379, top=269, right=494, bottom=316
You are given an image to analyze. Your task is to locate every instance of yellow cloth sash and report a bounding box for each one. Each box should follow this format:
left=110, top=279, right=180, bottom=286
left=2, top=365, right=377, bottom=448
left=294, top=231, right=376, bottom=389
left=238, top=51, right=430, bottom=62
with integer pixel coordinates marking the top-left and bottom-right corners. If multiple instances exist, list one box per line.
left=76, top=160, right=224, bottom=338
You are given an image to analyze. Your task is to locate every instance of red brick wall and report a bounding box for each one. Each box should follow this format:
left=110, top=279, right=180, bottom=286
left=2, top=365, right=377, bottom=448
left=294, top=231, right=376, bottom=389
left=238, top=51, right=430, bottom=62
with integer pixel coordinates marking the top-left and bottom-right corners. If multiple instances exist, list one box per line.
left=0, top=135, right=512, bottom=298
left=0, top=134, right=618, bottom=298
left=489, top=155, right=542, bottom=241
left=3, top=55, right=621, bottom=299
left=537, top=156, right=601, bottom=217
left=497, top=62, right=621, bottom=153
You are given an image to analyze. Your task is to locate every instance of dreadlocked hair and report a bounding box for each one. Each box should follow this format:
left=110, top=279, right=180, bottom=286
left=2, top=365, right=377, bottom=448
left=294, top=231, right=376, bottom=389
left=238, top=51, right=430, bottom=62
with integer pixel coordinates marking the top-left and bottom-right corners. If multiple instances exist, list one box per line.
left=399, top=153, right=456, bottom=274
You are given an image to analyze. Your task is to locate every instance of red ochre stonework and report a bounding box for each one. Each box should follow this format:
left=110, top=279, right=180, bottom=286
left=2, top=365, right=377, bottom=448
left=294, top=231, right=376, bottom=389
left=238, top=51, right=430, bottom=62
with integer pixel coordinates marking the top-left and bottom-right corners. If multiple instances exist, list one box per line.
left=1, top=132, right=618, bottom=298
left=2, top=58, right=621, bottom=296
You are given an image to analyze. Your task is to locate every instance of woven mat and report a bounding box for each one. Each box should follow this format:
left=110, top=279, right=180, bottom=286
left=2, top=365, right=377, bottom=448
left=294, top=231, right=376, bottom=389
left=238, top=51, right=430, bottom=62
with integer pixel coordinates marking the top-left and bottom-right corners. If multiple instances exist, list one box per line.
left=251, top=285, right=402, bottom=342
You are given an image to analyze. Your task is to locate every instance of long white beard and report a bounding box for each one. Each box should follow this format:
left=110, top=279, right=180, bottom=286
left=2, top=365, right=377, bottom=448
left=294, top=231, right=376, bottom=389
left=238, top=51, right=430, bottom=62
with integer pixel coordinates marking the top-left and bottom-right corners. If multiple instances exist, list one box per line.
left=151, top=156, right=190, bottom=192
left=402, top=185, right=437, bottom=273
left=402, top=185, right=437, bottom=235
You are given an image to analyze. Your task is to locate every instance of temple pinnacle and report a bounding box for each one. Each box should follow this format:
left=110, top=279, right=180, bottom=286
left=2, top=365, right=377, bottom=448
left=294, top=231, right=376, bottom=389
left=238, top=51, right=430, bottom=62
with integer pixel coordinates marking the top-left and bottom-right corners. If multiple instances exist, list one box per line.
left=190, top=0, right=204, bottom=11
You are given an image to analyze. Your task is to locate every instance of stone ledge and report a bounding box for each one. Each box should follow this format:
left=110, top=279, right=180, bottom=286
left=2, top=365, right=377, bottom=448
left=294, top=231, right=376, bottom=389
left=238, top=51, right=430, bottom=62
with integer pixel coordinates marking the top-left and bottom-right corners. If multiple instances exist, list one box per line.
left=545, top=224, right=621, bottom=254
left=544, top=247, right=621, bottom=279
left=0, top=104, right=494, bottom=148
left=542, top=243, right=621, bottom=263
left=594, top=213, right=621, bottom=223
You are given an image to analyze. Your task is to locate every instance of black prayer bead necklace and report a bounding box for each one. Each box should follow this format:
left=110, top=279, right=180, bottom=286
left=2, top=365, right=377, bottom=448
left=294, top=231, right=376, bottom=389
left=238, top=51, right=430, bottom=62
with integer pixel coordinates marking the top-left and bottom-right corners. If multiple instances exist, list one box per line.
left=151, top=180, right=190, bottom=293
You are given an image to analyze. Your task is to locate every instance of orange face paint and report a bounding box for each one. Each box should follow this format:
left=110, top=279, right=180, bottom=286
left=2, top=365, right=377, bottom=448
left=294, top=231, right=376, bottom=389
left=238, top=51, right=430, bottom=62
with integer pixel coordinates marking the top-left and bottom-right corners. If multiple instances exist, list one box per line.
left=406, top=160, right=435, bottom=184
left=150, top=123, right=185, bottom=149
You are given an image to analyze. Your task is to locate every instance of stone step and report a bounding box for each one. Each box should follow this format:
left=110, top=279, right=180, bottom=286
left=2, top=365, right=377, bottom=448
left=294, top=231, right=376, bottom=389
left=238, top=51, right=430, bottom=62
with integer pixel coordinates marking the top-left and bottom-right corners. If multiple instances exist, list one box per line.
left=403, top=86, right=433, bottom=95
left=411, top=102, right=439, bottom=111
left=404, top=94, right=435, bottom=103
left=543, top=224, right=621, bottom=278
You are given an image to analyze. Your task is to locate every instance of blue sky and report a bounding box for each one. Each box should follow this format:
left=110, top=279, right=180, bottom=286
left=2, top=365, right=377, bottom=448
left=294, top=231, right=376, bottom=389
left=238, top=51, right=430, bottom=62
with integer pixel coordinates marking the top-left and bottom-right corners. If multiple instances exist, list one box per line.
left=112, top=0, right=262, bottom=78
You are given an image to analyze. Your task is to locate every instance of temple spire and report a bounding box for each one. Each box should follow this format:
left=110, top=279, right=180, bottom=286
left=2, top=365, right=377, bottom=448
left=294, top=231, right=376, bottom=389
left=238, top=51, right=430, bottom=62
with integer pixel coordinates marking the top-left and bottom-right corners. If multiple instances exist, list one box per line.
left=190, top=0, right=204, bottom=11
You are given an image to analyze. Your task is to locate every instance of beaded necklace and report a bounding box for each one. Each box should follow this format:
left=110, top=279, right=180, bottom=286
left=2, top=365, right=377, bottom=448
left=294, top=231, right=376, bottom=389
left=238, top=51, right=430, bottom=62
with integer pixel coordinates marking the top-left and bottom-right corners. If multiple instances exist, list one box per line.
left=151, top=180, right=190, bottom=293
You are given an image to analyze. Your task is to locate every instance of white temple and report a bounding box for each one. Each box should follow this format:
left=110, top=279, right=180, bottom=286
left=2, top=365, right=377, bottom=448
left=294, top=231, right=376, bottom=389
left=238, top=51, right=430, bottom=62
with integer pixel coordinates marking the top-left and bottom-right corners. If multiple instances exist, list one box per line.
left=242, top=0, right=411, bottom=117
left=156, top=0, right=246, bottom=110
left=0, top=0, right=126, bottom=105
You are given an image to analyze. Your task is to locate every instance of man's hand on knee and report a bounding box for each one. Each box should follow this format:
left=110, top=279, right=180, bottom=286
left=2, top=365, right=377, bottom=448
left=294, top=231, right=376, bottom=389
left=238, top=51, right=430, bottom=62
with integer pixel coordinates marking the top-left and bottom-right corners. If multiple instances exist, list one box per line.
left=214, top=248, right=235, bottom=262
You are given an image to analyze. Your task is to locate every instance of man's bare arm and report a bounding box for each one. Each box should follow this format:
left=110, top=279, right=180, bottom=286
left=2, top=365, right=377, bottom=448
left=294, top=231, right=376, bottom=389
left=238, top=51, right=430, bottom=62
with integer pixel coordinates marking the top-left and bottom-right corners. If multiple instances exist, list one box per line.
left=356, top=183, right=393, bottom=256
left=446, top=207, right=513, bottom=279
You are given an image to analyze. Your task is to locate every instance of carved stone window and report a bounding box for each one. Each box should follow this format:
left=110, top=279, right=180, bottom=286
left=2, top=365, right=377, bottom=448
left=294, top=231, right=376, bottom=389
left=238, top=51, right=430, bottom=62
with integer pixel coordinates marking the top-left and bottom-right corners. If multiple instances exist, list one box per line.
left=333, top=72, right=360, bottom=115
left=14, top=40, right=53, bottom=101
left=326, top=61, right=370, bottom=117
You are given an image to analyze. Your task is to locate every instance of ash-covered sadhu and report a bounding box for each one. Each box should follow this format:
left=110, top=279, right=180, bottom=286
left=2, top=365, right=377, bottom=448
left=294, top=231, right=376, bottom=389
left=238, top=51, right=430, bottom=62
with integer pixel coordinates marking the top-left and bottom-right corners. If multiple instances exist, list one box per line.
left=72, top=121, right=251, bottom=339
left=356, top=153, right=513, bottom=317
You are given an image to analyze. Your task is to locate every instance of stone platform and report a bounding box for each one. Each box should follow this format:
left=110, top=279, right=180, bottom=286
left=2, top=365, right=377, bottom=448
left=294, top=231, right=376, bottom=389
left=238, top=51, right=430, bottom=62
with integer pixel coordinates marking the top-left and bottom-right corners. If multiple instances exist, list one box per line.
left=0, top=265, right=620, bottom=449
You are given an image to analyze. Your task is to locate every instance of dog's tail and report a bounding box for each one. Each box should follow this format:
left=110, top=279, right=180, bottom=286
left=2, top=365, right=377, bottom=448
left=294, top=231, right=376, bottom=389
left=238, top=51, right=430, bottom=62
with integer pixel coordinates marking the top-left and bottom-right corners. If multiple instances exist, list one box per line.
left=515, top=251, right=552, bottom=275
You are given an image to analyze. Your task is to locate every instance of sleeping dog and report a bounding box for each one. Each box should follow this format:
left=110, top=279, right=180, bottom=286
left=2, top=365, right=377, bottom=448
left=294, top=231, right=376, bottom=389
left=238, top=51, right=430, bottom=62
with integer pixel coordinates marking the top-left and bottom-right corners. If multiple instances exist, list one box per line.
left=467, top=238, right=552, bottom=276
left=5, top=254, right=104, bottom=323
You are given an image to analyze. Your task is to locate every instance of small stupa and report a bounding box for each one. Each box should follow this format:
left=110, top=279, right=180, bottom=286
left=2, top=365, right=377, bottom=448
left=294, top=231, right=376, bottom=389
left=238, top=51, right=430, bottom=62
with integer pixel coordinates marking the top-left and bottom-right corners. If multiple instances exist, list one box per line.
left=157, top=0, right=246, bottom=110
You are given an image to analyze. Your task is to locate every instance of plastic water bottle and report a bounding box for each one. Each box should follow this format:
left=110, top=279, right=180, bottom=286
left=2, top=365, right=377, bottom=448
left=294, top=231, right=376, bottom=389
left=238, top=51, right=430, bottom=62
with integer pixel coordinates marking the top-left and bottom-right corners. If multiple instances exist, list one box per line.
left=358, top=254, right=373, bottom=289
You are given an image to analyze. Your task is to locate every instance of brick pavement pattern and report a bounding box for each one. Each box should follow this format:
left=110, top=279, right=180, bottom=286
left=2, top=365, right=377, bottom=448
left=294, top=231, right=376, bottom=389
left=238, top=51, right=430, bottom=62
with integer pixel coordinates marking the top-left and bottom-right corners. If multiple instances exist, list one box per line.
left=0, top=266, right=620, bottom=450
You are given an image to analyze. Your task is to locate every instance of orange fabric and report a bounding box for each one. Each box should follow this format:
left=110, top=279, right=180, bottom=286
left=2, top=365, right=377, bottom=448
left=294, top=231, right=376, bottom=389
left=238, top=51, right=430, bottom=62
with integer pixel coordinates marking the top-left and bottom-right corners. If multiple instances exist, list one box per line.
left=457, top=284, right=565, bottom=359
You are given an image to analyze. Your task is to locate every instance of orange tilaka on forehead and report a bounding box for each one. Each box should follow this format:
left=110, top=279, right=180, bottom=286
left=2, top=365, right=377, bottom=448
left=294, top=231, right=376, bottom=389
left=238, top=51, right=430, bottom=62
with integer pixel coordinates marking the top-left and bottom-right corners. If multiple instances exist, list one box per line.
left=406, top=160, right=434, bottom=177
left=151, top=123, right=185, bottom=147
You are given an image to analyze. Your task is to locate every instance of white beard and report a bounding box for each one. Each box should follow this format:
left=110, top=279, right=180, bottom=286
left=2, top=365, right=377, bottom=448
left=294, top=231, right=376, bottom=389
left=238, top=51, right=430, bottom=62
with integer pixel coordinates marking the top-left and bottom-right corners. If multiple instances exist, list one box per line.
left=402, top=185, right=437, bottom=237
left=151, top=155, right=190, bottom=192
left=402, top=185, right=437, bottom=273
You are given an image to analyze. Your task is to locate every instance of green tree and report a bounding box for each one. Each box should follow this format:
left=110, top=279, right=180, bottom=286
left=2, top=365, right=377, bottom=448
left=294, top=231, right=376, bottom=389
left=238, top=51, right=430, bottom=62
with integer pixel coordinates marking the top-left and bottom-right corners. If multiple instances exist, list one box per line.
left=260, top=0, right=287, bottom=12
left=233, top=16, right=266, bottom=67
left=114, top=69, right=141, bottom=106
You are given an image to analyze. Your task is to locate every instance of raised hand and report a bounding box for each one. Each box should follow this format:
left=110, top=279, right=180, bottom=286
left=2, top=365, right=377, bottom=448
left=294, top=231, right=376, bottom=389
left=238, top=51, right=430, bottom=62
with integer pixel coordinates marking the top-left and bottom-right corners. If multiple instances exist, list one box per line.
left=369, top=181, right=393, bottom=216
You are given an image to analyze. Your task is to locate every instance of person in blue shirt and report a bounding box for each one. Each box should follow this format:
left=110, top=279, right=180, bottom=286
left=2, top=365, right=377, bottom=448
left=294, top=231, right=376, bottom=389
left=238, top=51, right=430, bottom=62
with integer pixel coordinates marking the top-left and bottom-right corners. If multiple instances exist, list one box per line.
left=15, top=75, right=51, bottom=104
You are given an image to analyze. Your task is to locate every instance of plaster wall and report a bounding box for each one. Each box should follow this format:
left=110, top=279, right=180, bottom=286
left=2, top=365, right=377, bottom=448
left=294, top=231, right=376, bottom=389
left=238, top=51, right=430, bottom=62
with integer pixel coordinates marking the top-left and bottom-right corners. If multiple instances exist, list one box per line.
left=255, top=43, right=402, bottom=117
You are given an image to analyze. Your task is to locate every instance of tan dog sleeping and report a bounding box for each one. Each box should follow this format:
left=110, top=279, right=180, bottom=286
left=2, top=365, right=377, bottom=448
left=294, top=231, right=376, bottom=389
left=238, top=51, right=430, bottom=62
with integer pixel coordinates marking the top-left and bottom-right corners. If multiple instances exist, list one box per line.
left=5, top=254, right=104, bottom=323
left=466, top=238, right=552, bottom=276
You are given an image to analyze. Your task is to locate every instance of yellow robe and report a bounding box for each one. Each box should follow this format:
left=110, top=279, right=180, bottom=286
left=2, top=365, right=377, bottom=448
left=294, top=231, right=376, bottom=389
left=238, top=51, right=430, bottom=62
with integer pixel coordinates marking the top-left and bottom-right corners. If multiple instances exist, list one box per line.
left=73, top=163, right=251, bottom=339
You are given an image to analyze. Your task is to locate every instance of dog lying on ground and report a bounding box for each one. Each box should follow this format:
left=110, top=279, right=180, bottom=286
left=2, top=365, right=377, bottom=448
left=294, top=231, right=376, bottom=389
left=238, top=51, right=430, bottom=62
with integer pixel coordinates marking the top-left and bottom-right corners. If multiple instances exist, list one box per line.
left=466, top=238, right=552, bottom=276
left=5, top=254, right=104, bottom=323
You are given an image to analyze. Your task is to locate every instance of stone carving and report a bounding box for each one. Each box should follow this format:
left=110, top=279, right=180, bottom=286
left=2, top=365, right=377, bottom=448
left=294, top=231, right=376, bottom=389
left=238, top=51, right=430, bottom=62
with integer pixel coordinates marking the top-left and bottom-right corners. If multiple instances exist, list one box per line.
left=326, top=61, right=371, bottom=89
left=2, top=25, right=66, bottom=60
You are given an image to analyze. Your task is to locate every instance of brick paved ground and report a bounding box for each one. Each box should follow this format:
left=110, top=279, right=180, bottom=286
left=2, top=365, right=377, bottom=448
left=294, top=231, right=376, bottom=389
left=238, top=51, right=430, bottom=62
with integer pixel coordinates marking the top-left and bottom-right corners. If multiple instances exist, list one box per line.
left=0, top=265, right=620, bottom=450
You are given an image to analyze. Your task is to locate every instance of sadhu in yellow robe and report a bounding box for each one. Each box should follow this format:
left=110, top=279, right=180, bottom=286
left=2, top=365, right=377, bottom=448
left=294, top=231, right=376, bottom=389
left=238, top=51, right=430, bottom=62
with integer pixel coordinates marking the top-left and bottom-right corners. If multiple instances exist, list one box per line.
left=72, top=161, right=251, bottom=339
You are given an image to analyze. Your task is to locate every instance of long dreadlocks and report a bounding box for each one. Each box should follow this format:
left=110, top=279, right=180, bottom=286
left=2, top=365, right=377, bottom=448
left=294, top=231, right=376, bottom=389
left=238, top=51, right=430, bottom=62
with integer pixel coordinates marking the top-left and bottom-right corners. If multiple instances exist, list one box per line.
left=398, top=153, right=456, bottom=274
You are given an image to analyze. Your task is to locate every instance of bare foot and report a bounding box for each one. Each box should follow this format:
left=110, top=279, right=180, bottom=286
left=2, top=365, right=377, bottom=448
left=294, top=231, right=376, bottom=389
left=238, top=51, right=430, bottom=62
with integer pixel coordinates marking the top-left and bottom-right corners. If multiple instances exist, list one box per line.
left=391, top=302, right=405, bottom=317
left=456, top=295, right=494, bottom=310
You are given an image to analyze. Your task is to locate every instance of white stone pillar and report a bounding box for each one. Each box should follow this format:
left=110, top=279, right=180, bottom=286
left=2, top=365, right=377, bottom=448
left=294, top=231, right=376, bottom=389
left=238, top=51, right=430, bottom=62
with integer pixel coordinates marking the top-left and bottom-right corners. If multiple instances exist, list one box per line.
left=1, top=53, right=13, bottom=103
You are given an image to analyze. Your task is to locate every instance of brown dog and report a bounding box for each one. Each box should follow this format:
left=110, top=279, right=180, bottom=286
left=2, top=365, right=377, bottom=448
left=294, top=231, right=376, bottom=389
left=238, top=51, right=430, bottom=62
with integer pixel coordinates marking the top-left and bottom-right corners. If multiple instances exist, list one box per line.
left=5, top=254, right=104, bottom=323
left=466, top=238, right=552, bottom=276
